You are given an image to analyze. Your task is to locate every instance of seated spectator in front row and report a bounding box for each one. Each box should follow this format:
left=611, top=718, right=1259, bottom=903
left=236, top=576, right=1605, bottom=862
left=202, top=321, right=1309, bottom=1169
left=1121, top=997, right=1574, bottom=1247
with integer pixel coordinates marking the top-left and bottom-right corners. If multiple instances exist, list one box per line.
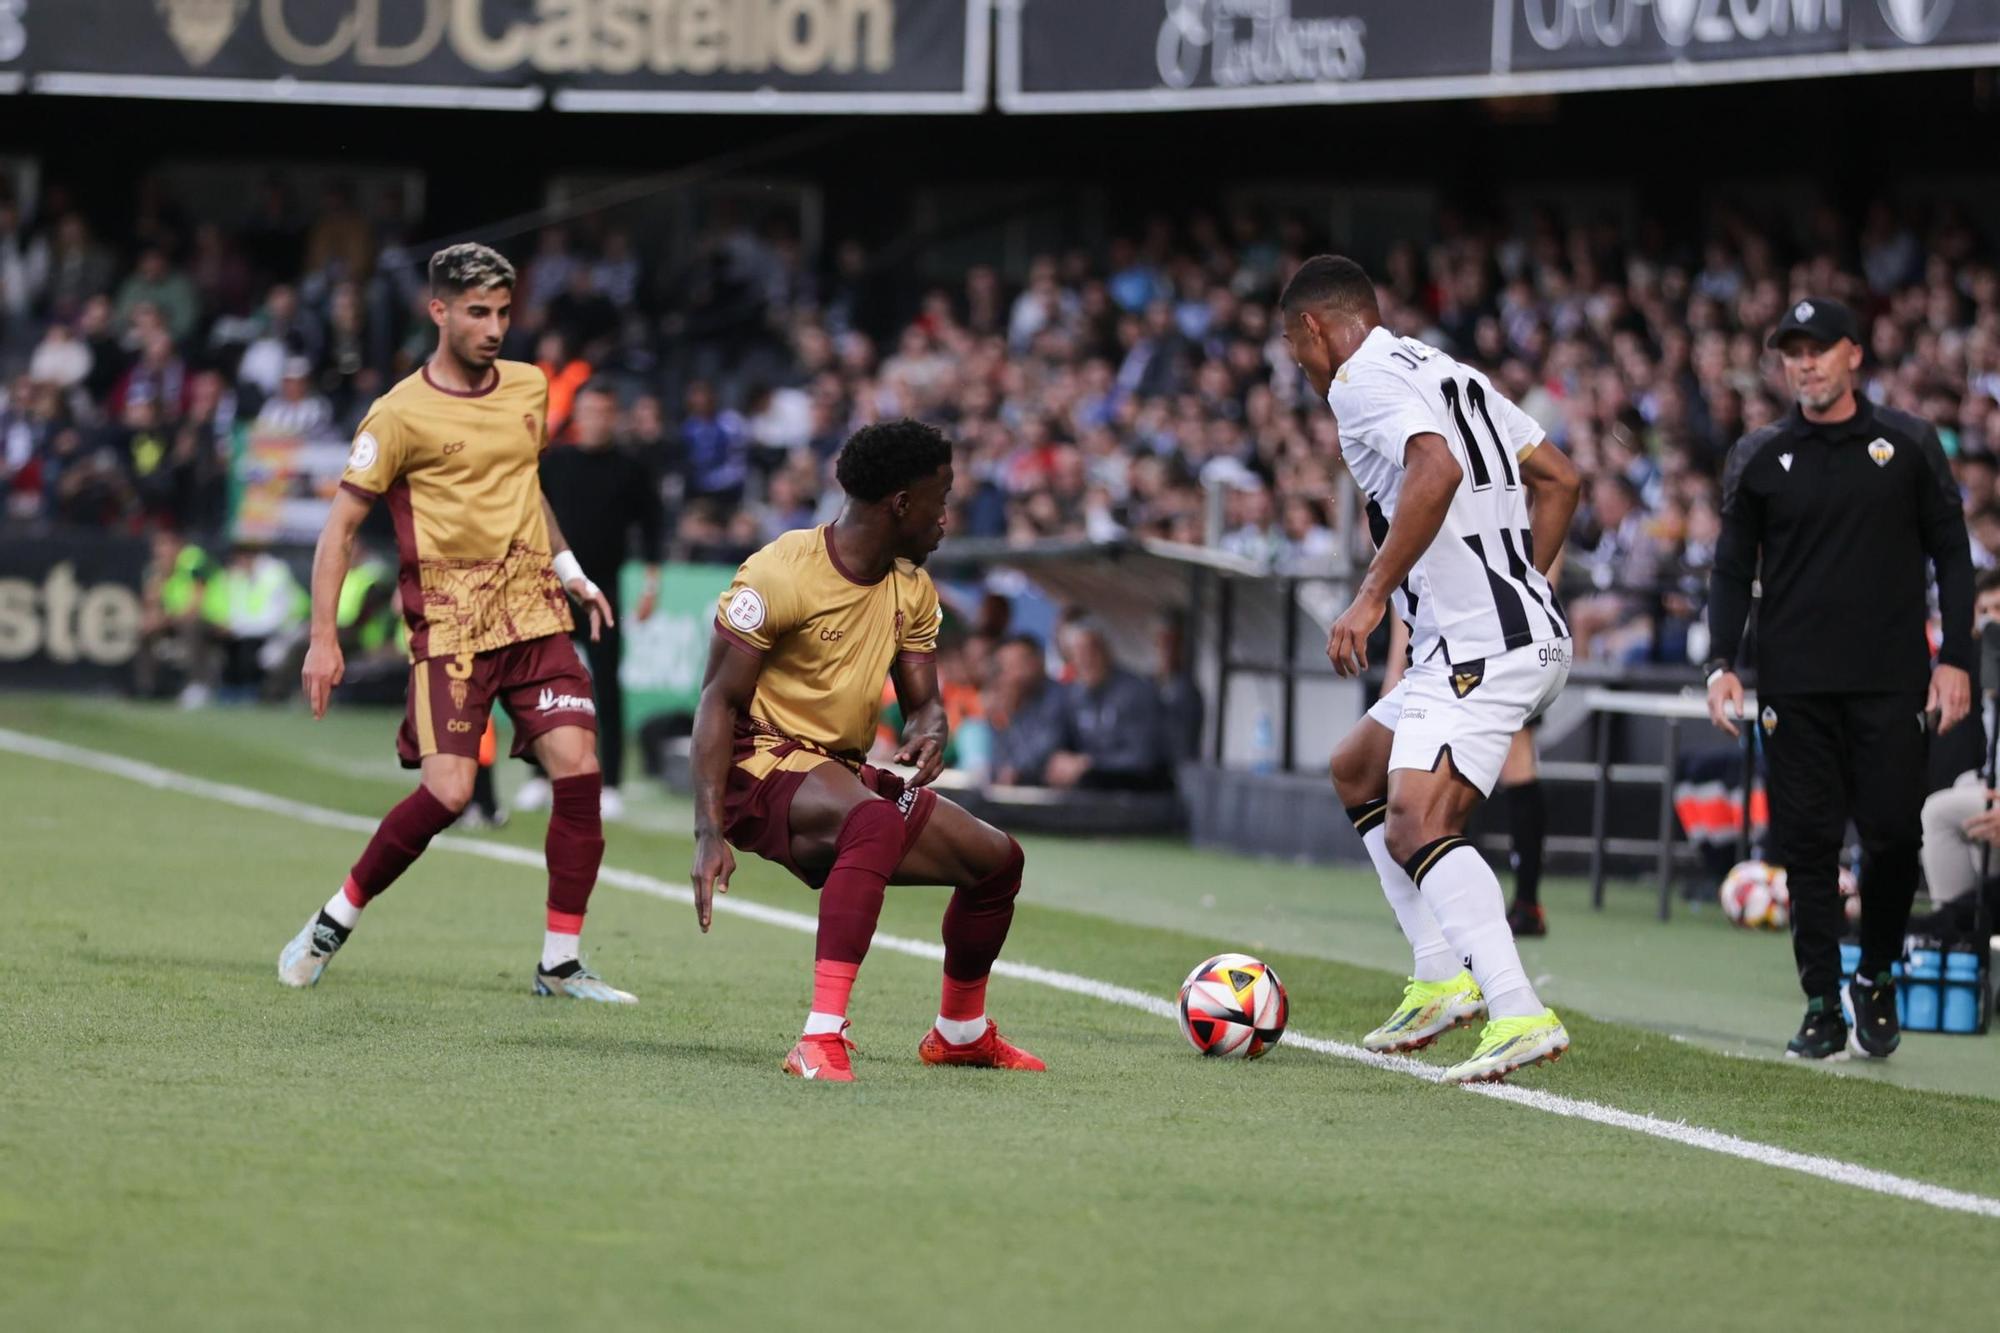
left=1047, top=620, right=1168, bottom=791
left=988, top=633, right=1067, bottom=786
left=1916, top=569, right=2000, bottom=936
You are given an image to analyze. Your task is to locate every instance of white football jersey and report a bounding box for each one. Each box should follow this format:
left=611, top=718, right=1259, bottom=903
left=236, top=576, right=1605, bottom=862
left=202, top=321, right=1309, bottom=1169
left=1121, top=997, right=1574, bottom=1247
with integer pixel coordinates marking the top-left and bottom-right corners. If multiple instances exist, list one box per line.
left=1327, top=327, right=1568, bottom=663
left=1343, top=438, right=1442, bottom=665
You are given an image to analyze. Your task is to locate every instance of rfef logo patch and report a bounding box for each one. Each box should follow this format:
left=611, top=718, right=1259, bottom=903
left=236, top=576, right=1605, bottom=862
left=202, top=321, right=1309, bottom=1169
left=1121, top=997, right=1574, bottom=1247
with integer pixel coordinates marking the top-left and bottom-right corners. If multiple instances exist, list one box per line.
left=348, top=431, right=379, bottom=472
left=725, top=588, right=766, bottom=633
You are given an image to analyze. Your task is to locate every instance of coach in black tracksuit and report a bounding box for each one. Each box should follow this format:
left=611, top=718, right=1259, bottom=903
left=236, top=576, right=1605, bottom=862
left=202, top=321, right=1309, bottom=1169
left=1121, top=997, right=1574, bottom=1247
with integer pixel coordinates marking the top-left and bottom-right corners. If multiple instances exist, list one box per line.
left=1706, top=297, right=1973, bottom=1061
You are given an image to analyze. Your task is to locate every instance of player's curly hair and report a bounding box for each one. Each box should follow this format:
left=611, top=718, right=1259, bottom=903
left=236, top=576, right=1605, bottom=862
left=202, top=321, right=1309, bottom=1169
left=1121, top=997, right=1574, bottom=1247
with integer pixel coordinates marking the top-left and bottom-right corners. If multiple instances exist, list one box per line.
left=834, top=419, right=953, bottom=503
left=1279, top=254, right=1379, bottom=319
left=429, top=243, right=516, bottom=298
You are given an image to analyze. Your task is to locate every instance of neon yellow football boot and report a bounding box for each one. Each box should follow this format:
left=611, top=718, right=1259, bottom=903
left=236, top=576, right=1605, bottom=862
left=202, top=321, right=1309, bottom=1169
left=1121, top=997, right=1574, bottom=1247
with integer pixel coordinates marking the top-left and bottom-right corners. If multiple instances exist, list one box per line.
left=1363, top=971, right=1486, bottom=1053
left=1443, top=1009, right=1570, bottom=1084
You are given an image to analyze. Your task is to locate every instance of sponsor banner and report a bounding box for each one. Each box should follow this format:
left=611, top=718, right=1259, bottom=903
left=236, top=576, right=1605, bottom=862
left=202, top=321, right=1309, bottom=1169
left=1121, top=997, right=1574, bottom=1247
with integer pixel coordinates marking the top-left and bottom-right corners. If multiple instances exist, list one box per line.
left=1002, top=0, right=1494, bottom=111
left=0, top=534, right=150, bottom=689
left=0, top=0, right=22, bottom=91
left=618, top=562, right=733, bottom=726
left=1504, top=0, right=1849, bottom=72
left=27, top=0, right=987, bottom=113
left=1001, top=0, right=2000, bottom=112
left=230, top=425, right=348, bottom=547
left=1855, top=0, right=2000, bottom=49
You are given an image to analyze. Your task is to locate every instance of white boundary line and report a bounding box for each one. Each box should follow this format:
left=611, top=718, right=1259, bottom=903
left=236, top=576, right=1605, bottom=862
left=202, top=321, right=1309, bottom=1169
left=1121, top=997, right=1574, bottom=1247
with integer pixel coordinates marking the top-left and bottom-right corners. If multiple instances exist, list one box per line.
left=5, top=724, right=1998, bottom=1223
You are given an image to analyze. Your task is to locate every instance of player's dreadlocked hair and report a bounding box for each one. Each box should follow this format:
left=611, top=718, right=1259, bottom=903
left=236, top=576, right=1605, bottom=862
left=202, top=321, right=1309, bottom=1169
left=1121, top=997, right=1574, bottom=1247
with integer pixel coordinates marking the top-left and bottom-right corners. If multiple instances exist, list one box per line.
left=835, top=419, right=953, bottom=503
left=1279, top=254, right=1379, bottom=320
left=429, top=243, right=517, bottom=298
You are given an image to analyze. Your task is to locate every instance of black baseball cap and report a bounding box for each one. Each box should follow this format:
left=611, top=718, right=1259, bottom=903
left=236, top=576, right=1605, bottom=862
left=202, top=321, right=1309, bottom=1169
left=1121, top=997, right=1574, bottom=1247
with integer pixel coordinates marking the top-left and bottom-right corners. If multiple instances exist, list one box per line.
left=1766, top=297, right=1860, bottom=349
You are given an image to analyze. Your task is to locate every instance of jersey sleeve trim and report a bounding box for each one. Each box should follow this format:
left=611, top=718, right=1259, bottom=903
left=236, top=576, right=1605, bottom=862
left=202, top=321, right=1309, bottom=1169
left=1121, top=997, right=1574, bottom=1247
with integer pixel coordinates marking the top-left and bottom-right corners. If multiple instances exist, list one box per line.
left=714, top=619, right=765, bottom=658
left=1515, top=439, right=1541, bottom=463
left=896, top=650, right=936, bottom=666
left=339, top=479, right=381, bottom=501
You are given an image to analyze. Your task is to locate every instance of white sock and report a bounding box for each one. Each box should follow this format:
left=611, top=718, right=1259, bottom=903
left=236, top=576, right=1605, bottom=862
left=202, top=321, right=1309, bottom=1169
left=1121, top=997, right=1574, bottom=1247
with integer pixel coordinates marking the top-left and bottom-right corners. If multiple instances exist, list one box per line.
left=1417, top=844, right=1543, bottom=1019
left=322, top=886, right=362, bottom=931
left=540, top=930, right=580, bottom=972
left=1362, top=827, right=1460, bottom=983
left=934, top=1014, right=987, bottom=1045
left=803, top=1010, right=847, bottom=1036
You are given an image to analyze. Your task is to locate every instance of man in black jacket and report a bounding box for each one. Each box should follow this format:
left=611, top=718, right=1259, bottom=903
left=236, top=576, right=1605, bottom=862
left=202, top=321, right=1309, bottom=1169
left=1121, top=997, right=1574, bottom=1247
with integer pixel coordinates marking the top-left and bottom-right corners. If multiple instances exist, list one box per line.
left=1707, top=297, right=1973, bottom=1061
left=520, top=382, right=665, bottom=819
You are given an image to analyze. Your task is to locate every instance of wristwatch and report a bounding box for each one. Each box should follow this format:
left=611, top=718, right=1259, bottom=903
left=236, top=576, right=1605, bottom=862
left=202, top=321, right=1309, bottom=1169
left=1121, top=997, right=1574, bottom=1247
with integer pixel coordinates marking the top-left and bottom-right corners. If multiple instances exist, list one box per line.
left=1702, top=657, right=1733, bottom=688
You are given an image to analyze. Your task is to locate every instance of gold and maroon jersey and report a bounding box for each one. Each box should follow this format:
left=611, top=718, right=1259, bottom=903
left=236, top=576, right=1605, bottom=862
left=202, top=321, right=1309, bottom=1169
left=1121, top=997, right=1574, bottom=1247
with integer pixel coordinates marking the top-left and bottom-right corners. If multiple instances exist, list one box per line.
left=340, top=360, right=572, bottom=662
left=715, top=526, right=941, bottom=771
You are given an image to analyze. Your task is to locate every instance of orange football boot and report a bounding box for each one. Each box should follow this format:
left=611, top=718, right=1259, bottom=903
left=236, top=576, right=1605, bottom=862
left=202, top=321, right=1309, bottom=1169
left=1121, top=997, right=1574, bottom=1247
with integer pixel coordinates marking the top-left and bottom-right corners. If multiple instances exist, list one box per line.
left=783, top=1024, right=856, bottom=1082
left=918, top=1021, right=1046, bottom=1071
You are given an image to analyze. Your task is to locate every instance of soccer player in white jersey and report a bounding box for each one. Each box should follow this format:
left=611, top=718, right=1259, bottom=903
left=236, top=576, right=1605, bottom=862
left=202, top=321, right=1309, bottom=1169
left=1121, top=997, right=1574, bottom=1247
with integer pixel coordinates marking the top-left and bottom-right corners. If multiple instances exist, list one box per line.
left=1282, top=255, right=1582, bottom=1083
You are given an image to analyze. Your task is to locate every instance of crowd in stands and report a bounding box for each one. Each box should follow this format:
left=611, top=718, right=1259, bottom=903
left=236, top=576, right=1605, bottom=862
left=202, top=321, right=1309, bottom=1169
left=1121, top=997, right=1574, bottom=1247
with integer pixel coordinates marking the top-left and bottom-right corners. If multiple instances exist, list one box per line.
left=7, top=173, right=2000, bottom=699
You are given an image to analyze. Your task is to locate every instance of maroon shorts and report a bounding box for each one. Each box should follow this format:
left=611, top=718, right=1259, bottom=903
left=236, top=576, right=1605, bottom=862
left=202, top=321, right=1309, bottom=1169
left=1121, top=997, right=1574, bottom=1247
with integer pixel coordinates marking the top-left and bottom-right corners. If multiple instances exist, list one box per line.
left=722, top=731, right=938, bottom=889
left=397, top=634, right=596, bottom=769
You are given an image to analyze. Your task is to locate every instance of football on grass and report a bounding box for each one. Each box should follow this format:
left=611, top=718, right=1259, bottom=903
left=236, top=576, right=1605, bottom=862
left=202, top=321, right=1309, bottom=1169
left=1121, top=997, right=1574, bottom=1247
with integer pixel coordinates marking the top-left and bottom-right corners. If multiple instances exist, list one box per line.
left=1177, top=953, right=1288, bottom=1058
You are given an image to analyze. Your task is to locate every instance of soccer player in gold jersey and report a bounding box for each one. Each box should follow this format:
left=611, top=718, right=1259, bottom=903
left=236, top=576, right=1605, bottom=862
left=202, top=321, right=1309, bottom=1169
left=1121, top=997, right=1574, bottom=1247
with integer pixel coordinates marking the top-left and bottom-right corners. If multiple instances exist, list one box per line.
left=690, top=421, right=1044, bottom=1081
left=277, top=243, right=633, bottom=1003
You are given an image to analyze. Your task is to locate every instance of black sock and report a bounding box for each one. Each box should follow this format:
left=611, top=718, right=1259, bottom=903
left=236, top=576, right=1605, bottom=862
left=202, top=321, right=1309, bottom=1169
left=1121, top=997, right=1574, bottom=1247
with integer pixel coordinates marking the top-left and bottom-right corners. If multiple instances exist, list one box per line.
left=472, top=765, right=498, bottom=818
left=1506, top=779, right=1546, bottom=908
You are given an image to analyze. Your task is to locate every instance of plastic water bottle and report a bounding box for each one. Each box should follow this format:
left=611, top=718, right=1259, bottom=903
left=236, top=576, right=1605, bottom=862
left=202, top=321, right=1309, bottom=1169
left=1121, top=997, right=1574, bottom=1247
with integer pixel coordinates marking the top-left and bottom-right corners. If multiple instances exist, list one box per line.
left=1943, top=952, right=1982, bottom=1034
left=1250, top=709, right=1277, bottom=775
left=1905, top=949, right=1942, bottom=1032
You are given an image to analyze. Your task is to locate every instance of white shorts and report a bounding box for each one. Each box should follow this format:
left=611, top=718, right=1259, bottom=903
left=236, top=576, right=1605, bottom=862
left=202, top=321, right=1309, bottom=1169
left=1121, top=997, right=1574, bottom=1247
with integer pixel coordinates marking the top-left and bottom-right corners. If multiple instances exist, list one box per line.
left=1374, top=639, right=1571, bottom=797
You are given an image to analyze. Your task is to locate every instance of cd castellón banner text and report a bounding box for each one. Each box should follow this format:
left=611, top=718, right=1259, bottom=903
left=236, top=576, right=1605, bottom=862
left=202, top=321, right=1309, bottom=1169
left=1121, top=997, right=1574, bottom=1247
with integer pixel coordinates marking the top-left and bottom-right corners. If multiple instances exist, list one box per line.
left=20, top=0, right=989, bottom=112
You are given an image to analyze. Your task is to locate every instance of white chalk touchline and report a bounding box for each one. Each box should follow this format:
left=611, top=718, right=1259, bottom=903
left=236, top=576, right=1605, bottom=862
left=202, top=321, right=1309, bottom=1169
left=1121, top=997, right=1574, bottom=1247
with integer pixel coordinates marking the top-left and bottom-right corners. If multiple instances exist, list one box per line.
left=5, top=724, right=1997, bottom=1223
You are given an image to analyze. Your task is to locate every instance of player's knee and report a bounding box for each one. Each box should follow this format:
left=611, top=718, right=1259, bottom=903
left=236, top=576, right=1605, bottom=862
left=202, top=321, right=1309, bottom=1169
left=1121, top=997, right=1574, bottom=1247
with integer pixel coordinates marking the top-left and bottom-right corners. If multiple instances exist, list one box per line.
left=424, top=770, right=475, bottom=814
left=972, top=833, right=1024, bottom=897
left=1382, top=800, right=1450, bottom=866
left=836, top=798, right=904, bottom=857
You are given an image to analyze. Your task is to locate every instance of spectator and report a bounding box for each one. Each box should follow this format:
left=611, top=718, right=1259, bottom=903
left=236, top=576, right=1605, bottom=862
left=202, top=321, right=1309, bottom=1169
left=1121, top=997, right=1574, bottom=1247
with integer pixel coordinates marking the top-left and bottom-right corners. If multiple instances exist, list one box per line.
left=679, top=378, right=749, bottom=507
left=254, top=356, right=333, bottom=436
left=0, top=196, right=47, bottom=349
left=114, top=246, right=199, bottom=343
left=209, top=544, right=305, bottom=700
left=987, top=633, right=1067, bottom=787
left=1048, top=620, right=1167, bottom=790
left=1568, top=473, right=1665, bottom=661
left=134, top=528, right=218, bottom=705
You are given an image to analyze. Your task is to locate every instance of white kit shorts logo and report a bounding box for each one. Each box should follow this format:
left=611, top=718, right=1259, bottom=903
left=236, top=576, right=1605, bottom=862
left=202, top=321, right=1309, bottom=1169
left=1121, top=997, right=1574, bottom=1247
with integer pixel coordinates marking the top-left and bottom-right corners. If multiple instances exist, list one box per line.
left=348, top=431, right=379, bottom=472
left=725, top=588, right=767, bottom=633
left=536, top=688, right=597, bottom=717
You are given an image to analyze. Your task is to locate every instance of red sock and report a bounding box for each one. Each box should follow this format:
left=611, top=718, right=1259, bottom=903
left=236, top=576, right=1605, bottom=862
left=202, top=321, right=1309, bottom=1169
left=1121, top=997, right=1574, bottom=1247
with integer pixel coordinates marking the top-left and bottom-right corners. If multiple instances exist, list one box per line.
left=940, top=974, right=987, bottom=1023
left=348, top=785, right=458, bottom=902
left=810, top=802, right=906, bottom=1008
left=812, top=960, right=861, bottom=1017
left=941, top=836, right=1023, bottom=992
left=546, top=773, right=604, bottom=921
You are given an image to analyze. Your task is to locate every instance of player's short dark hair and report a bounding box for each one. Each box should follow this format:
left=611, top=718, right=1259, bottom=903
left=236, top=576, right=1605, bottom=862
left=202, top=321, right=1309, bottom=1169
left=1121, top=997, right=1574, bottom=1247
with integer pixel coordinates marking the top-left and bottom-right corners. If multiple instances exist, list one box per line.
left=834, top=419, right=953, bottom=503
left=1279, top=255, right=1379, bottom=320
left=1977, top=568, right=2000, bottom=596
left=429, top=243, right=516, bottom=298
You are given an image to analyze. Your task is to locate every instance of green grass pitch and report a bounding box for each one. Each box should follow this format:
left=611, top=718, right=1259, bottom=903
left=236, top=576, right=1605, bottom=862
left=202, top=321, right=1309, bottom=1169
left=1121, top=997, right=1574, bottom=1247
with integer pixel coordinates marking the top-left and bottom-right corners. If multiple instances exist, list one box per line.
left=2, top=698, right=1997, bottom=1330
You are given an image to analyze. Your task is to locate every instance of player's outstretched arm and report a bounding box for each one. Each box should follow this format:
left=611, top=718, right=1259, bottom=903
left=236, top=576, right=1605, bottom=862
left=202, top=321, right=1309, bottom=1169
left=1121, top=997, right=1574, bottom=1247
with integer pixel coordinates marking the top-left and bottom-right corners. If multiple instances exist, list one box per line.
left=1327, top=433, right=1461, bottom=676
left=689, top=634, right=761, bottom=933
left=1518, top=440, right=1582, bottom=577
left=302, top=487, right=372, bottom=719
left=890, top=655, right=950, bottom=788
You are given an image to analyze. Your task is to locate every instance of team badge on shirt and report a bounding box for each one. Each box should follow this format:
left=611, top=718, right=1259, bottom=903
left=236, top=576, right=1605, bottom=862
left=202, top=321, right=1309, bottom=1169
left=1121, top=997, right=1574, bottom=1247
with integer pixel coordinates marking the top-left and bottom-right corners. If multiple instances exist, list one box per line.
left=1868, top=438, right=1895, bottom=467
left=726, top=588, right=767, bottom=632
left=349, top=431, right=379, bottom=471
left=1761, top=706, right=1779, bottom=735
